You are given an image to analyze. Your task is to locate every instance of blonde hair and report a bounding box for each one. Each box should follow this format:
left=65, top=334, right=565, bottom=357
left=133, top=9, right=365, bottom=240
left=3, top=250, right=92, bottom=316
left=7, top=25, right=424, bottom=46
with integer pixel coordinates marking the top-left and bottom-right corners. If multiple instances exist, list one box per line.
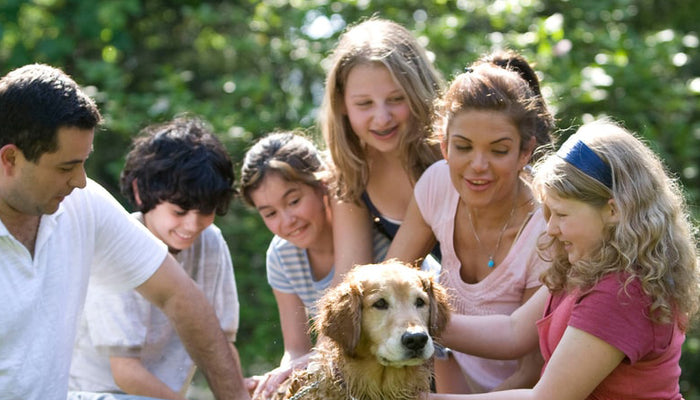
left=320, top=17, right=443, bottom=202
left=533, top=119, right=699, bottom=326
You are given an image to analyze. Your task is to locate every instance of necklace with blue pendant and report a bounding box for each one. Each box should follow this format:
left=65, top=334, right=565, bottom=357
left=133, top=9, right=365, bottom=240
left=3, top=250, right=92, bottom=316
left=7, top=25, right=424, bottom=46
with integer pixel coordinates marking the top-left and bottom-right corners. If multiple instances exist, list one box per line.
left=467, top=203, right=517, bottom=268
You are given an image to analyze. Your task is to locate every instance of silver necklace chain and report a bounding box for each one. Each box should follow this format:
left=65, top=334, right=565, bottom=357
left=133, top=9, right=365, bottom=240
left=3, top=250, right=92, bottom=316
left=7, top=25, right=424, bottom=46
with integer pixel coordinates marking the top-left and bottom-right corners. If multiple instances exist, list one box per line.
left=467, top=200, right=517, bottom=268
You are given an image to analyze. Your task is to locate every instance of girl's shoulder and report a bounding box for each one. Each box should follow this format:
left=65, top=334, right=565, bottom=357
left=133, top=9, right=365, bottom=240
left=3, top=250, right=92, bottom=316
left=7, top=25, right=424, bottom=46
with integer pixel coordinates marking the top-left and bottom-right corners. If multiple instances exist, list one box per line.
left=580, top=272, right=650, bottom=310
left=267, top=235, right=306, bottom=259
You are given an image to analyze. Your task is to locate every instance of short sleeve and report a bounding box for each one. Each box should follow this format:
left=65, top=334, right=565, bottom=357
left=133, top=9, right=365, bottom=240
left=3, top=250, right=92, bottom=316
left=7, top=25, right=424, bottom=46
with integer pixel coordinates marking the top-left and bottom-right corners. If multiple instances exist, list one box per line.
left=266, top=237, right=297, bottom=293
left=414, top=160, right=448, bottom=228
left=87, top=181, right=167, bottom=291
left=570, top=275, right=655, bottom=363
left=82, top=286, right=150, bottom=357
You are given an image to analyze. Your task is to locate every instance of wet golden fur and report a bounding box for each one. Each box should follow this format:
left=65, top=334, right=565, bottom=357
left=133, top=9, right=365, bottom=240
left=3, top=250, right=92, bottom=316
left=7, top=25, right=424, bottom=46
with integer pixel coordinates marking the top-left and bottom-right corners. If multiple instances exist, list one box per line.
left=277, top=260, right=451, bottom=400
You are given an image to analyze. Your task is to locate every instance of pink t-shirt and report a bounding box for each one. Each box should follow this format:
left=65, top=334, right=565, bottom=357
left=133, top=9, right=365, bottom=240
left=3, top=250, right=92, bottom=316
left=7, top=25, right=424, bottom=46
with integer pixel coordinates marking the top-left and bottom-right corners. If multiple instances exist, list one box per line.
left=415, top=161, right=549, bottom=392
left=537, top=273, right=684, bottom=399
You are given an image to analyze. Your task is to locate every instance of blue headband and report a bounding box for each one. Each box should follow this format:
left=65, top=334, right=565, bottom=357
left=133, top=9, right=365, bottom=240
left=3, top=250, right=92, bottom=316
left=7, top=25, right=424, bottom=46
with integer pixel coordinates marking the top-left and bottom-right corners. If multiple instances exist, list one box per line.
left=556, top=138, right=613, bottom=189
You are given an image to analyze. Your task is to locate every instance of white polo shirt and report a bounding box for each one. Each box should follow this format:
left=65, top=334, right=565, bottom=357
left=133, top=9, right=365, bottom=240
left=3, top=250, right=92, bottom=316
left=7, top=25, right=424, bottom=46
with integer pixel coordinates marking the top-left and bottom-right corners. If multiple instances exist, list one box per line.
left=0, top=179, right=167, bottom=400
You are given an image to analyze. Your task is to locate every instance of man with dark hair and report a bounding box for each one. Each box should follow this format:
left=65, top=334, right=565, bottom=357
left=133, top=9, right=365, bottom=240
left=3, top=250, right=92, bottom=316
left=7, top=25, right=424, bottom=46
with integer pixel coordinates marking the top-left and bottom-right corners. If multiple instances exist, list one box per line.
left=0, top=64, right=249, bottom=400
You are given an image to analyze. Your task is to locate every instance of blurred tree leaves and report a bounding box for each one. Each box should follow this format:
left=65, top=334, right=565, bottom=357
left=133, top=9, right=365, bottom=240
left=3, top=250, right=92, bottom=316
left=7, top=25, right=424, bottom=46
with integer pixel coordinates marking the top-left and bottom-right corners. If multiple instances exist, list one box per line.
left=1, top=0, right=698, bottom=397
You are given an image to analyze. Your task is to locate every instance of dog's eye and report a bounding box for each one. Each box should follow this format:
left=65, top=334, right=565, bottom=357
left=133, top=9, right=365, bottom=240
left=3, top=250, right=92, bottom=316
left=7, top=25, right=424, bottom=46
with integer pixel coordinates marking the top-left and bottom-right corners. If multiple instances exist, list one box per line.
left=372, top=298, right=389, bottom=310
left=415, top=298, right=426, bottom=308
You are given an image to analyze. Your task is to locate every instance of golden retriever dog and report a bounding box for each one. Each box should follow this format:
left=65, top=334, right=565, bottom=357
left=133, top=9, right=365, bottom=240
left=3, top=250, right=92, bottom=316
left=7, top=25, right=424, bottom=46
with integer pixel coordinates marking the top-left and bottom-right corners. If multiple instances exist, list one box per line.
left=277, top=260, right=451, bottom=400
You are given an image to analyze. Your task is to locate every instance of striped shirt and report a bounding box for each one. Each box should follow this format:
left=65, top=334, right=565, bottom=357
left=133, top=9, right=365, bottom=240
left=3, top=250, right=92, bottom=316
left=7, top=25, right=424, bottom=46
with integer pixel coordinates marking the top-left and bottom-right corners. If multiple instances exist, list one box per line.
left=266, top=228, right=390, bottom=317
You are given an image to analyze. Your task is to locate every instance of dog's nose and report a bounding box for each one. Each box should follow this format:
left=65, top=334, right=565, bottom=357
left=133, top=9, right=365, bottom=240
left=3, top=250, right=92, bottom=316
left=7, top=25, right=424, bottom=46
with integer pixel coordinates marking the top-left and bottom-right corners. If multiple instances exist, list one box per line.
left=401, top=331, right=429, bottom=351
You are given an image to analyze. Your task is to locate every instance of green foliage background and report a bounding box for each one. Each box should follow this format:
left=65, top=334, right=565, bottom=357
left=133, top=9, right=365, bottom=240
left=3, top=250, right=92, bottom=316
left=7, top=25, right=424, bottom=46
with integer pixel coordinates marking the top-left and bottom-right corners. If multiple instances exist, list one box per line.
left=1, top=0, right=698, bottom=397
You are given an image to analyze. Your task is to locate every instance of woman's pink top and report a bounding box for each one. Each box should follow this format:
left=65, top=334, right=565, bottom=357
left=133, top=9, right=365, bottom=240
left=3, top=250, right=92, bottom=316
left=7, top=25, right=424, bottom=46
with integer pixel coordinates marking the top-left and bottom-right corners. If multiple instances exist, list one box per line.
left=415, top=161, right=549, bottom=392
left=537, top=273, right=685, bottom=399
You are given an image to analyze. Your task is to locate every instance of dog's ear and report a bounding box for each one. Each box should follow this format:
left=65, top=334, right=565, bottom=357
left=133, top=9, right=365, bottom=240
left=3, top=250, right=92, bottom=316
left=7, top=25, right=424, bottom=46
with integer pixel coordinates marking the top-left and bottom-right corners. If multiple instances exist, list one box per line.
left=422, top=274, right=451, bottom=337
left=315, top=279, right=362, bottom=355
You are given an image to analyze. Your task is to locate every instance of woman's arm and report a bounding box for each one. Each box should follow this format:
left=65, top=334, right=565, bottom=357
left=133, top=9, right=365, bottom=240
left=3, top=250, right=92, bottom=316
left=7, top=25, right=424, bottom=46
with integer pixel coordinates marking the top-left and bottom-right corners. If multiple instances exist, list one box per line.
left=441, top=286, right=547, bottom=359
left=385, top=195, right=436, bottom=264
left=429, top=326, right=624, bottom=400
left=330, top=198, right=374, bottom=287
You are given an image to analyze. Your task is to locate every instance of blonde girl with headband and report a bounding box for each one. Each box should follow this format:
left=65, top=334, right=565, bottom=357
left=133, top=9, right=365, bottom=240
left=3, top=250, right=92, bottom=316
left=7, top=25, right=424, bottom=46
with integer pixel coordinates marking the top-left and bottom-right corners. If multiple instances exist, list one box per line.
left=239, top=132, right=390, bottom=399
left=430, top=119, right=699, bottom=400
left=387, top=50, right=556, bottom=393
left=321, top=17, right=444, bottom=284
